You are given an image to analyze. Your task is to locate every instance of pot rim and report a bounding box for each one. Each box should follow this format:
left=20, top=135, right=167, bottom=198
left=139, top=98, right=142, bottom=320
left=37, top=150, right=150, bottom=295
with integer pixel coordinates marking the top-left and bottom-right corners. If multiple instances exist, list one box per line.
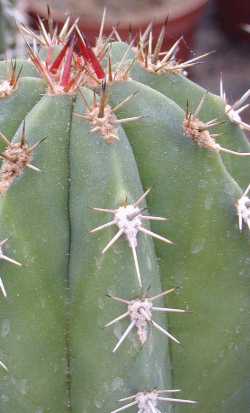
left=25, top=0, right=208, bottom=28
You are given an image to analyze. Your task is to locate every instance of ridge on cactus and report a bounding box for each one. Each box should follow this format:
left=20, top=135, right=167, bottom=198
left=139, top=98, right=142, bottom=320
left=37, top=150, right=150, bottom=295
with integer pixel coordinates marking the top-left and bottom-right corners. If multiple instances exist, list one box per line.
left=0, top=9, right=249, bottom=413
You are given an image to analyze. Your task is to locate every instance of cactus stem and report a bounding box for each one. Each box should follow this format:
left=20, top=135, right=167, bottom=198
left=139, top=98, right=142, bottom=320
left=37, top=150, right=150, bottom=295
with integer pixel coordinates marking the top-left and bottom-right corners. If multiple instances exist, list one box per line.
left=112, top=390, right=196, bottom=413
left=0, top=276, right=7, bottom=297
left=106, top=291, right=185, bottom=349
left=0, top=239, right=22, bottom=266
left=236, top=184, right=250, bottom=231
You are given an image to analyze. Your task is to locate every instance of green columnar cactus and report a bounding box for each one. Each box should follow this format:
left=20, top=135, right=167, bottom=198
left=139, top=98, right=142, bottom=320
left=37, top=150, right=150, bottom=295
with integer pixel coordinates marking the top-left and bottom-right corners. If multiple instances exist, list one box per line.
left=0, top=16, right=249, bottom=413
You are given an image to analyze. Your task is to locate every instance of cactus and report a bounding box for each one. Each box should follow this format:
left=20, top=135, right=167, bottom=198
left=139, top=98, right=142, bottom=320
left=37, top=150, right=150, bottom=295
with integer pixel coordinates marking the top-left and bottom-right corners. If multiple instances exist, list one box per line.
left=0, top=14, right=249, bottom=413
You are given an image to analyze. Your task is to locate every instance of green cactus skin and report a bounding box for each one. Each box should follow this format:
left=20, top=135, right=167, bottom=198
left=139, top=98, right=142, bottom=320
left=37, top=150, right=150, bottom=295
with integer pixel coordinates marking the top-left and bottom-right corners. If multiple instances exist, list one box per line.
left=0, top=77, right=45, bottom=149
left=0, top=95, right=73, bottom=412
left=0, top=26, right=249, bottom=413
left=110, top=41, right=250, bottom=189
left=109, top=80, right=250, bottom=413
left=0, top=87, right=175, bottom=412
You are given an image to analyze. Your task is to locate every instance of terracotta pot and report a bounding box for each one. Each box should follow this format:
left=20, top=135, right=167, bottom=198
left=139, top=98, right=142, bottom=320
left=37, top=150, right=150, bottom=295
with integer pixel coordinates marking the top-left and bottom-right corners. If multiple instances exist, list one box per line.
left=25, top=0, right=208, bottom=60
left=216, top=0, right=250, bottom=41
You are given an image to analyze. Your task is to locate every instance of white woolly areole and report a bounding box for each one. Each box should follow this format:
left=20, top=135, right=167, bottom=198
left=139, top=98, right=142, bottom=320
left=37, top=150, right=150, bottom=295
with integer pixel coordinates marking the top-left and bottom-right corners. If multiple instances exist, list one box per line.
left=0, top=80, right=12, bottom=97
left=128, top=299, right=153, bottom=344
left=114, top=205, right=142, bottom=248
left=237, top=195, right=250, bottom=231
left=226, top=104, right=243, bottom=124
left=136, top=392, right=160, bottom=413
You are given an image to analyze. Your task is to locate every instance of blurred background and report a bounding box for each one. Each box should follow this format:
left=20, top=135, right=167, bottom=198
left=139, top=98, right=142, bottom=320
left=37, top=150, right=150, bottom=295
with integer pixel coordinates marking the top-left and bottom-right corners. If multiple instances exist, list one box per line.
left=0, top=0, right=249, bottom=124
